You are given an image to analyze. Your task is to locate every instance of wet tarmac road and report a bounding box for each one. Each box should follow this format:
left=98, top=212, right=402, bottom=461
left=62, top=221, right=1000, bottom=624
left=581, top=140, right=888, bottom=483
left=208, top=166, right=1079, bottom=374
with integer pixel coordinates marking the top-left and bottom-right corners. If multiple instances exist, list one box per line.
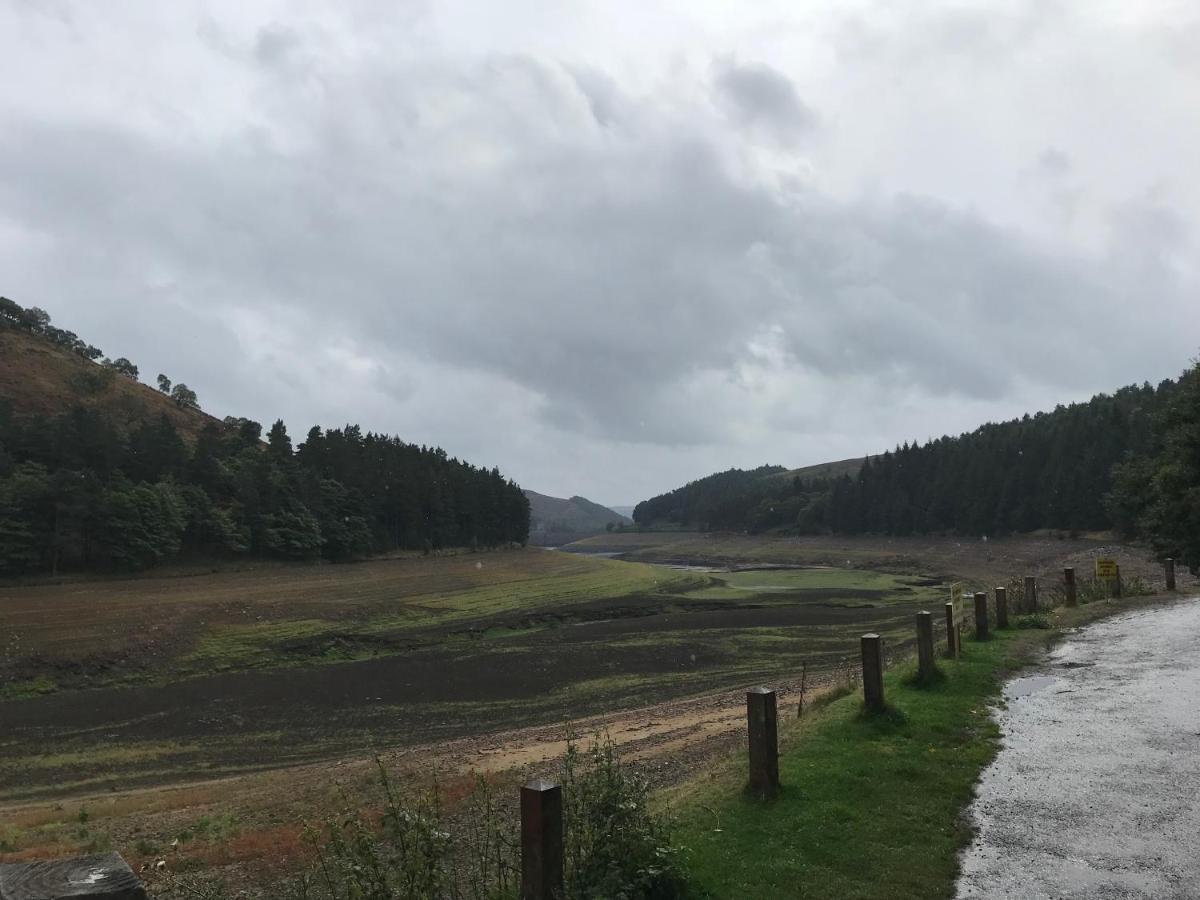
left=957, top=598, right=1200, bottom=900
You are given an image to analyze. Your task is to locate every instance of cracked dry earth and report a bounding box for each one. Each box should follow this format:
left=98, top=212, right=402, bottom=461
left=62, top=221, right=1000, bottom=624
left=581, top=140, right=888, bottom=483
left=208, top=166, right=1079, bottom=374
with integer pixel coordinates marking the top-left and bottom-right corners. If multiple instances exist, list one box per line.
left=957, top=596, right=1200, bottom=900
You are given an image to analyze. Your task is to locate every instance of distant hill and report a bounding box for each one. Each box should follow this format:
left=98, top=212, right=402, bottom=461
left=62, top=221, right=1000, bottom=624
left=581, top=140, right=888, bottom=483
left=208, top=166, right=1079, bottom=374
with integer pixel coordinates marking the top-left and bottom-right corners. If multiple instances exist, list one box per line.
left=0, top=327, right=220, bottom=440
left=525, top=490, right=630, bottom=546
left=634, top=374, right=1189, bottom=537
left=768, top=457, right=863, bottom=483
left=607, top=505, right=636, bottom=519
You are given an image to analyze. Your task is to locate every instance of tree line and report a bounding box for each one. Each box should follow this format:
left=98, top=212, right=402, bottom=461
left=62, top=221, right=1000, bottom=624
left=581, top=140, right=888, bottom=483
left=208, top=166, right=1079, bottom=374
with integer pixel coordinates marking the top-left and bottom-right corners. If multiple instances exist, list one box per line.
left=634, top=362, right=1200, bottom=571
left=0, top=408, right=530, bottom=575
left=0, top=301, right=530, bottom=575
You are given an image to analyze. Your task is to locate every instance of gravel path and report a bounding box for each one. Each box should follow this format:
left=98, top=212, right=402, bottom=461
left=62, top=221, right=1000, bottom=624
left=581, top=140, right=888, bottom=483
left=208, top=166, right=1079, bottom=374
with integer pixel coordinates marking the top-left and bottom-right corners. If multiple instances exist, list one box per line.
left=957, top=597, right=1200, bottom=900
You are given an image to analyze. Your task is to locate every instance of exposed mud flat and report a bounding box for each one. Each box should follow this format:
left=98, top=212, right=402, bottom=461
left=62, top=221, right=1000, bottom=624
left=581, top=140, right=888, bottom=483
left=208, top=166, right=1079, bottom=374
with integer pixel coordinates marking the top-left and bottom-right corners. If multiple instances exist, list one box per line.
left=0, top=577, right=921, bottom=800
left=957, top=597, right=1200, bottom=900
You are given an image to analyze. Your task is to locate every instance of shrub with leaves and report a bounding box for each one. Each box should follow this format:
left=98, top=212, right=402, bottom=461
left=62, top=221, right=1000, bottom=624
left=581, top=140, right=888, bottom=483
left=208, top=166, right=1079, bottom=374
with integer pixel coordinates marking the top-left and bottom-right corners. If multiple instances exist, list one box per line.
left=294, top=765, right=516, bottom=900
left=145, top=740, right=692, bottom=900
left=562, top=734, right=689, bottom=900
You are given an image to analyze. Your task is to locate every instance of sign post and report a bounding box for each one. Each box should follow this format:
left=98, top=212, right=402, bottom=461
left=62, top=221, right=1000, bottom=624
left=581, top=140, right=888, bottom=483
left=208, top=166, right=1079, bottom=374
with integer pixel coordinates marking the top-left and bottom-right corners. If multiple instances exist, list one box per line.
left=950, top=582, right=964, bottom=622
left=1095, top=558, right=1118, bottom=598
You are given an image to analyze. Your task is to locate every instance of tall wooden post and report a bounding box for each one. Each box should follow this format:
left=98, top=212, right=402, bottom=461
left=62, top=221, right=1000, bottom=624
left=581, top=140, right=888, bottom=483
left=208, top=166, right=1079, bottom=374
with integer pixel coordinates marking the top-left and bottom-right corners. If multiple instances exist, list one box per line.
left=944, top=602, right=958, bottom=658
left=916, top=611, right=935, bottom=681
left=1114, top=564, right=1123, bottom=599
left=973, top=591, right=989, bottom=640
left=1064, top=567, right=1077, bottom=608
left=521, top=779, right=563, bottom=900
left=861, top=633, right=885, bottom=712
left=1166, top=558, right=1176, bottom=592
left=746, top=688, right=779, bottom=799
left=1024, top=575, right=1038, bottom=614
left=995, top=586, right=1009, bottom=629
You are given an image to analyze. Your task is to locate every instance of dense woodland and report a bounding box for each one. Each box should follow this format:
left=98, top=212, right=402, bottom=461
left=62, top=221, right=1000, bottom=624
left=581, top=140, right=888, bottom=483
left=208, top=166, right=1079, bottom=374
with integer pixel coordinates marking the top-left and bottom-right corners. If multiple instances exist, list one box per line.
left=636, top=364, right=1200, bottom=571
left=0, top=300, right=530, bottom=574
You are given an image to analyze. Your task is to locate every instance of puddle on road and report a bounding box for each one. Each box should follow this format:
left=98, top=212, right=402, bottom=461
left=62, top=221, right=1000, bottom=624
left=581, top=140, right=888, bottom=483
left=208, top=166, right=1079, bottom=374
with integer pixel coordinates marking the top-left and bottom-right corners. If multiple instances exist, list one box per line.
left=1006, top=675, right=1058, bottom=699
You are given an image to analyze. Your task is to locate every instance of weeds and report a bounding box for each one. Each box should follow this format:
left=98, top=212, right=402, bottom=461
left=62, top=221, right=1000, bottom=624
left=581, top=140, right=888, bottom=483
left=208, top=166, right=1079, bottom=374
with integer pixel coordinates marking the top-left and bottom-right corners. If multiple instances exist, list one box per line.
left=294, top=763, right=487, bottom=900
left=797, top=660, right=808, bottom=718
left=561, top=734, right=690, bottom=900
left=149, top=738, right=690, bottom=900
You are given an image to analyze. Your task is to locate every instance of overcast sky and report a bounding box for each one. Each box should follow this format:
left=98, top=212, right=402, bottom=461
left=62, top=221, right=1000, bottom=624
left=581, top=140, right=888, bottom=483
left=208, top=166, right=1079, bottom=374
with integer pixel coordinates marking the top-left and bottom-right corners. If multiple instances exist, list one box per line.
left=2, top=1, right=1197, bottom=506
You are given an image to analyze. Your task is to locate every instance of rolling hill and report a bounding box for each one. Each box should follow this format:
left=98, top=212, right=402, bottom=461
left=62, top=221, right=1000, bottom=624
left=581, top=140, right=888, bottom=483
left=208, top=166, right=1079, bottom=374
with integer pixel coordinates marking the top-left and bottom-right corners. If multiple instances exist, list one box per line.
left=0, top=327, right=220, bottom=439
left=633, top=373, right=1190, bottom=538
left=769, top=456, right=863, bottom=483
left=0, top=300, right=531, bottom=574
left=525, top=490, right=631, bottom=546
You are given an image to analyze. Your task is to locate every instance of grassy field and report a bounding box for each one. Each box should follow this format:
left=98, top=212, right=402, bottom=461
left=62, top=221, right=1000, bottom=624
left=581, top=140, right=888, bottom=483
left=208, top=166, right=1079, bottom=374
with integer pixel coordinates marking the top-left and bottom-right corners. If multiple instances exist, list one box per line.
left=565, top=530, right=1178, bottom=590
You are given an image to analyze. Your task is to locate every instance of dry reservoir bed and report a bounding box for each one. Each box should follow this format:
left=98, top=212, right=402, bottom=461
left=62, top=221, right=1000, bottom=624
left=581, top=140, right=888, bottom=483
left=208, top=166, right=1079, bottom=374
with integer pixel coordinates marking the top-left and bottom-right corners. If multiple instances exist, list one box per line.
left=0, top=547, right=946, bottom=802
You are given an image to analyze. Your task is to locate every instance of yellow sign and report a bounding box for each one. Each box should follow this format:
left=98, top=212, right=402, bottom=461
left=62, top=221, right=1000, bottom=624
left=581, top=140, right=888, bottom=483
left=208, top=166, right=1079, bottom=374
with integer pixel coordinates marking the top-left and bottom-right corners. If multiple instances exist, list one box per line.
left=950, top=583, right=964, bottom=620
left=1095, top=558, right=1119, bottom=579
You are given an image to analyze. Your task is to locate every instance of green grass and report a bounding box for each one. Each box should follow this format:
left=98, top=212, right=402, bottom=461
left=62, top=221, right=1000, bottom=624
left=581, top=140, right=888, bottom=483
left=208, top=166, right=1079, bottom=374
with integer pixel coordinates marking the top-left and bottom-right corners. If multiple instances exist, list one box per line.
left=177, top=558, right=705, bottom=676
left=686, top=568, right=939, bottom=604
left=671, top=626, right=1046, bottom=900
left=0, top=674, right=58, bottom=700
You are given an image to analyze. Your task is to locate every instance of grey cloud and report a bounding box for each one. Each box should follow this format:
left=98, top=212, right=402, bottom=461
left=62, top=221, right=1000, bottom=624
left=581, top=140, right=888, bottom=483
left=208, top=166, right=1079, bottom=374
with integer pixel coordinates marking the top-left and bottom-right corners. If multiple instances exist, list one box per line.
left=254, top=24, right=303, bottom=67
left=712, top=59, right=815, bottom=145
left=833, top=1, right=1062, bottom=66
left=1037, top=148, right=1071, bottom=178
left=0, top=50, right=1192, bottom=449
left=2, top=3, right=1198, bottom=503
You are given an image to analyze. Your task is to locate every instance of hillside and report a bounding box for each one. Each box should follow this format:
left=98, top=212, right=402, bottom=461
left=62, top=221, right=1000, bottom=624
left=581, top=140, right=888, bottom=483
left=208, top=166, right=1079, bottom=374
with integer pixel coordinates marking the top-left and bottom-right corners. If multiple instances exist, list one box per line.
left=634, top=370, right=1191, bottom=538
left=0, top=299, right=530, bottom=575
left=769, top=456, right=863, bottom=483
left=0, top=328, right=220, bottom=440
left=525, top=490, right=630, bottom=545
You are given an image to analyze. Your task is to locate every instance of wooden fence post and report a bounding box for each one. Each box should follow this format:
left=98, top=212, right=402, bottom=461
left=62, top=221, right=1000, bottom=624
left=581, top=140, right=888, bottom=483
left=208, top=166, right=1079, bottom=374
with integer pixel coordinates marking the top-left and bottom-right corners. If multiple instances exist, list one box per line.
left=1064, top=567, right=1076, bottom=608
left=521, top=779, right=564, bottom=900
left=973, top=591, right=989, bottom=640
left=0, top=853, right=147, bottom=900
left=746, top=688, right=779, bottom=799
left=995, top=586, right=1009, bottom=629
left=1024, top=575, right=1038, bottom=614
left=1114, top=564, right=1122, bottom=599
left=1166, top=558, right=1176, bottom=592
left=944, top=602, right=958, bottom=658
left=861, top=633, right=885, bottom=712
left=916, top=611, right=935, bottom=681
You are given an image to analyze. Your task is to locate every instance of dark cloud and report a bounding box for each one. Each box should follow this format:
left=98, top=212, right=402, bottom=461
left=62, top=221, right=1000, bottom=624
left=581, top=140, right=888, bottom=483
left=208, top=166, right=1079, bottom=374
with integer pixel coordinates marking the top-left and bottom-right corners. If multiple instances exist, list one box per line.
left=712, top=59, right=816, bottom=145
left=1036, top=148, right=1071, bottom=178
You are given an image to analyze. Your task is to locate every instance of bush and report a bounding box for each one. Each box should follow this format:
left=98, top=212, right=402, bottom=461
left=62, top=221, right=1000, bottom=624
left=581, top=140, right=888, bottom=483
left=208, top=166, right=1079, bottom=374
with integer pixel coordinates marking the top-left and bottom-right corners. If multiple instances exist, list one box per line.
left=146, top=739, right=690, bottom=900
left=562, top=734, right=689, bottom=900
left=294, top=766, right=516, bottom=900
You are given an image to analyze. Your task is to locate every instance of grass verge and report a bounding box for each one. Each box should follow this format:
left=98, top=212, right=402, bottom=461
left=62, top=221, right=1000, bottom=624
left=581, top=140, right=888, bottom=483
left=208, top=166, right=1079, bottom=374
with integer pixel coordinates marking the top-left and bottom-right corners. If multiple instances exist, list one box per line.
left=667, top=619, right=1071, bottom=900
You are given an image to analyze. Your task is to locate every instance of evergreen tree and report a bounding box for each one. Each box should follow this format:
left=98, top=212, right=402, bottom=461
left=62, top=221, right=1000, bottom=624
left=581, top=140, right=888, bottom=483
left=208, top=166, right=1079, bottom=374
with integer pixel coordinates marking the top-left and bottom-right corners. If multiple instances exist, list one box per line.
left=1109, top=364, right=1200, bottom=572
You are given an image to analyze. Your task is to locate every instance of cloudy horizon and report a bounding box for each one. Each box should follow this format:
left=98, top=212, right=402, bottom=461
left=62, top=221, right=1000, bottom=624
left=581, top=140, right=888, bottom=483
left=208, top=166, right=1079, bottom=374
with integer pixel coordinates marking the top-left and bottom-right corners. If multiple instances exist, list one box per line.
left=2, top=1, right=1197, bottom=507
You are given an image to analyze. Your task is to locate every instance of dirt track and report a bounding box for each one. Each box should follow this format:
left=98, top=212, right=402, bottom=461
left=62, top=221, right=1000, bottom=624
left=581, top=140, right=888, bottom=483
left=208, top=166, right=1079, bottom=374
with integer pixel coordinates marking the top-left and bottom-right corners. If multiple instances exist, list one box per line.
left=957, top=595, right=1200, bottom=899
